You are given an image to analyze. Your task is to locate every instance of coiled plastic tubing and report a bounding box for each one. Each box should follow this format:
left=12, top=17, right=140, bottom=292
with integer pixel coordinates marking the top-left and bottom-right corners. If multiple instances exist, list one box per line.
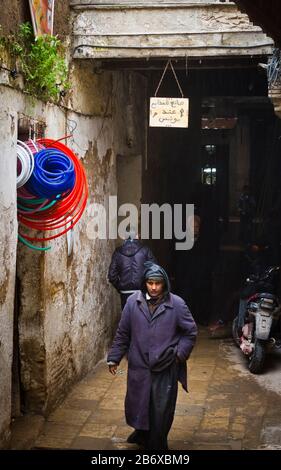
left=17, top=140, right=35, bottom=188
left=26, top=148, right=75, bottom=198
left=17, top=138, right=88, bottom=250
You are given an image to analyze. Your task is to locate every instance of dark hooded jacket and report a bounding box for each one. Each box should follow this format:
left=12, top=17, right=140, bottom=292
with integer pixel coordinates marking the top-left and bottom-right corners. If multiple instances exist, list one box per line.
left=108, top=240, right=156, bottom=292
left=107, top=263, right=197, bottom=430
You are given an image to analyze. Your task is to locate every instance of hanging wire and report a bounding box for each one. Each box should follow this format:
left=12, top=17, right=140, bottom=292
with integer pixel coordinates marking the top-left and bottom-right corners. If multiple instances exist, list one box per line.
left=66, top=118, right=78, bottom=134
left=185, top=54, right=188, bottom=78
left=267, top=48, right=281, bottom=88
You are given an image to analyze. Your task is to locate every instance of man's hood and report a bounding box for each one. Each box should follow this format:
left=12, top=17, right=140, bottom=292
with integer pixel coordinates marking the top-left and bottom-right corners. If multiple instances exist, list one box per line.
left=118, top=239, right=143, bottom=257
left=142, top=261, right=171, bottom=294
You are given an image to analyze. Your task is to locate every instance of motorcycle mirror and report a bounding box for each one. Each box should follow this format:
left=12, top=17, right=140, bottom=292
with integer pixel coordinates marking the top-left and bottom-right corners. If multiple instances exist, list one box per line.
left=268, top=266, right=280, bottom=273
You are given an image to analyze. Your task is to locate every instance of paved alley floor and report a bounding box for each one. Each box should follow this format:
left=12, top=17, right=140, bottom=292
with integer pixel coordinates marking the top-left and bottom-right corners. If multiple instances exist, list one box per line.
left=31, top=328, right=281, bottom=451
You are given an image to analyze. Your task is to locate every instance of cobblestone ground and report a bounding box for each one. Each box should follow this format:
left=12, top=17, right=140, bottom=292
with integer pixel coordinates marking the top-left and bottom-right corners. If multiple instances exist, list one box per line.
left=16, top=329, right=281, bottom=450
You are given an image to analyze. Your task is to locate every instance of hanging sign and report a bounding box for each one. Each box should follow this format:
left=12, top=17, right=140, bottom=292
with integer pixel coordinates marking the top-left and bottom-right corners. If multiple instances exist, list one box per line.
left=29, top=0, right=55, bottom=37
left=149, top=97, right=189, bottom=128
left=149, top=59, right=189, bottom=128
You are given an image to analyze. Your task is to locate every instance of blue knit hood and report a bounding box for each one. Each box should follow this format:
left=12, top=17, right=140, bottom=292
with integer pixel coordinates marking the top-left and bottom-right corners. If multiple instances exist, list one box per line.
left=143, top=261, right=171, bottom=294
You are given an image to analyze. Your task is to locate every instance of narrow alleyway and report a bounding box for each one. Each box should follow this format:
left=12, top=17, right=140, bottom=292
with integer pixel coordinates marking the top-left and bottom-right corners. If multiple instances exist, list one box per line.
left=12, top=328, right=281, bottom=451
left=3, top=0, right=281, bottom=453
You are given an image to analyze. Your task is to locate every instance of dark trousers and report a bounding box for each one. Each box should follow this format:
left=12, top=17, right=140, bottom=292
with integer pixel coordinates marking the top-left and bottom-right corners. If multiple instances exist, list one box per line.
left=134, top=362, right=178, bottom=450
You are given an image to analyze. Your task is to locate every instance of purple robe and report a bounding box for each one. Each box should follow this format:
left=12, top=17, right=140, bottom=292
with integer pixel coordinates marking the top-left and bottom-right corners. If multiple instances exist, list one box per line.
left=107, top=291, right=197, bottom=430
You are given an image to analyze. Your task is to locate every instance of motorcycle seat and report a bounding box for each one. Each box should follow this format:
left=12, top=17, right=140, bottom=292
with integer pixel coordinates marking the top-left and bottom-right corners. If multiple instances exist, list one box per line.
left=255, top=292, right=276, bottom=301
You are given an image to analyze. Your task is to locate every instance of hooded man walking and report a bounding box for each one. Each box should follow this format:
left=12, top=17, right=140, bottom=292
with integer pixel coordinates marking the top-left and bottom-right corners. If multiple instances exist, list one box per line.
left=108, top=230, right=156, bottom=309
left=107, top=262, right=197, bottom=451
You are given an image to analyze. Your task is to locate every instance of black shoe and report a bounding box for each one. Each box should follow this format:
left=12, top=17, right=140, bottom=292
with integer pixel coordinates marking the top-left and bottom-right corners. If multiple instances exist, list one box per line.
left=127, top=430, right=147, bottom=446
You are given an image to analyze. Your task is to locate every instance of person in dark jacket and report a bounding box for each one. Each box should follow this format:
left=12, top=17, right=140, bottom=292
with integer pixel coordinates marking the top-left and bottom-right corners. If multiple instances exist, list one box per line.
left=108, top=230, right=156, bottom=308
left=107, top=262, right=197, bottom=451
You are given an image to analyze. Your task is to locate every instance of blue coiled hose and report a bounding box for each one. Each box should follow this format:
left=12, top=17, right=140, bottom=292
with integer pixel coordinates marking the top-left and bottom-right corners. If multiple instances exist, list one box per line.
left=26, top=148, right=75, bottom=199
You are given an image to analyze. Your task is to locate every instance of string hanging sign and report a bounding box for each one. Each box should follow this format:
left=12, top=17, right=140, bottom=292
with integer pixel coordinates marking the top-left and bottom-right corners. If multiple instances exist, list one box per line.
left=149, top=59, right=189, bottom=128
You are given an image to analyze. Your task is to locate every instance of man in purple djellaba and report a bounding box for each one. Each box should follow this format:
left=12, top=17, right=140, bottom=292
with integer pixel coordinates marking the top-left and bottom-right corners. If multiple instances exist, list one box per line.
left=107, top=261, right=197, bottom=451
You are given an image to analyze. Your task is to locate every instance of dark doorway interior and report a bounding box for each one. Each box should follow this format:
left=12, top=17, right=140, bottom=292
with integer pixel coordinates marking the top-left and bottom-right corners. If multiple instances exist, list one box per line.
left=142, top=64, right=280, bottom=326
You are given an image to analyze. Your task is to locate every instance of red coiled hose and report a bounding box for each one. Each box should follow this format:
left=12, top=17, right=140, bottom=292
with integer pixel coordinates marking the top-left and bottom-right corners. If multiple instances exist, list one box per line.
left=18, top=139, right=88, bottom=243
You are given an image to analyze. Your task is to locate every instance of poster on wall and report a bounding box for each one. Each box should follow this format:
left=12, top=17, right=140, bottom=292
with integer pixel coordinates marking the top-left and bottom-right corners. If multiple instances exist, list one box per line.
left=29, top=0, right=55, bottom=37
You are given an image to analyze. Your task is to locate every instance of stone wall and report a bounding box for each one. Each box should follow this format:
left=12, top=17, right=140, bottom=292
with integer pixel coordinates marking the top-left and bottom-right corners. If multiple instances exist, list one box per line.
left=0, top=0, right=30, bottom=35
left=0, top=60, right=146, bottom=444
left=0, top=96, right=18, bottom=448
left=0, top=0, right=70, bottom=38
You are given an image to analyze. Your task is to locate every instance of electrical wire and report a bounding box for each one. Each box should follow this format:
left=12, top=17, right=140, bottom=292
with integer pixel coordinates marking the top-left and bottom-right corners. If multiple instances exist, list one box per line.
left=74, top=42, right=273, bottom=52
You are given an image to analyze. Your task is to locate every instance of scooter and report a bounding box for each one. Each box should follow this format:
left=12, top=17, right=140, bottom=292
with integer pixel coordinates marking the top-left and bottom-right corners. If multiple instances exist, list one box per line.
left=232, top=265, right=281, bottom=374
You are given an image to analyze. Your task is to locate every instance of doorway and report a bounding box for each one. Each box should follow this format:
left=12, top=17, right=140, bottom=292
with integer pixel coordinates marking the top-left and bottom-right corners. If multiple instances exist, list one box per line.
left=141, top=64, right=274, bottom=325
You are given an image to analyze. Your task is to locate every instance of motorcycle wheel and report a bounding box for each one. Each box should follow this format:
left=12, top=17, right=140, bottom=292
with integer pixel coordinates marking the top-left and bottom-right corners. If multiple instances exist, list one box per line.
left=248, top=339, right=265, bottom=374
left=232, top=316, right=240, bottom=347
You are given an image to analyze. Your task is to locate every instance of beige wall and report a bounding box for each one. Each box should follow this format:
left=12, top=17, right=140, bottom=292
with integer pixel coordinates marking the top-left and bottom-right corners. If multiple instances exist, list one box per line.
left=0, top=54, right=146, bottom=444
